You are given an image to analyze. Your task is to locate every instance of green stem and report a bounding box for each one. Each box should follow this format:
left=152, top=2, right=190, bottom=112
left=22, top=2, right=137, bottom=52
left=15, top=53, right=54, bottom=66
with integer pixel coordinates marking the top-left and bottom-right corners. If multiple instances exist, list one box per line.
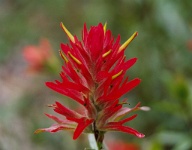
left=94, top=129, right=104, bottom=150
left=94, top=131, right=104, bottom=150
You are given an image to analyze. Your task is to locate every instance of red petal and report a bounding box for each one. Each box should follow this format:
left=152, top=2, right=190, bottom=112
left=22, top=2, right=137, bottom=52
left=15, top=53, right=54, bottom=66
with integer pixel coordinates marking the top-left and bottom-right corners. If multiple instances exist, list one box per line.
left=61, top=43, right=71, bottom=55
left=98, top=103, right=122, bottom=124
left=108, top=114, right=137, bottom=126
left=102, top=78, right=141, bottom=101
left=103, top=30, right=112, bottom=49
left=54, top=101, right=81, bottom=119
left=46, top=82, right=84, bottom=105
left=110, top=102, right=141, bottom=122
left=34, top=124, right=75, bottom=134
left=73, top=118, right=94, bottom=140
left=103, top=125, right=145, bottom=138
left=96, top=71, right=109, bottom=82
left=121, top=58, right=137, bottom=71
left=45, top=114, right=63, bottom=124
left=120, top=78, right=141, bottom=94
left=82, top=23, right=88, bottom=46
left=86, top=24, right=104, bottom=62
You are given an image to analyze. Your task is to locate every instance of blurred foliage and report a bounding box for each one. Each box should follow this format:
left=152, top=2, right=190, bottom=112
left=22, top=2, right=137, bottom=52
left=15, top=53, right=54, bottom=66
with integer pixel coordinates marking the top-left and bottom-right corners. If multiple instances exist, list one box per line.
left=0, top=0, right=192, bottom=150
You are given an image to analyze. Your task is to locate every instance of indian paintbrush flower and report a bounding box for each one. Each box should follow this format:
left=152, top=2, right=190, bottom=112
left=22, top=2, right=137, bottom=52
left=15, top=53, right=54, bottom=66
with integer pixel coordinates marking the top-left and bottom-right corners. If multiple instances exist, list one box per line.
left=35, top=23, right=145, bottom=149
left=23, top=38, right=52, bottom=72
left=106, top=139, right=140, bottom=150
left=23, top=38, right=60, bottom=74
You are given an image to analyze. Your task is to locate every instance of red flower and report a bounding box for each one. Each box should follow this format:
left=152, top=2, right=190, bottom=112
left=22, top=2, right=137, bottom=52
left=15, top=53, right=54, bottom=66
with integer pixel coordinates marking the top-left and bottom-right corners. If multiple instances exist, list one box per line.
left=187, top=39, right=192, bottom=51
left=23, top=38, right=52, bottom=72
left=35, top=23, right=145, bottom=140
left=106, top=140, right=140, bottom=150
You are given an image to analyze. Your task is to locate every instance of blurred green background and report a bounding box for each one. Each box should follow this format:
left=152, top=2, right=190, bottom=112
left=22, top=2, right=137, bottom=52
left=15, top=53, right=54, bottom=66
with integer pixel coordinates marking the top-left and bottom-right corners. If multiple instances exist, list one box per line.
left=0, top=0, right=192, bottom=150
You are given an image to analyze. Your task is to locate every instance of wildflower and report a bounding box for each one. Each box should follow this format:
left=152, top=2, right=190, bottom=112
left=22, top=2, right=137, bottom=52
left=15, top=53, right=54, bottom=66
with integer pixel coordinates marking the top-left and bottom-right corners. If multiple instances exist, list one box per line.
left=187, top=39, right=192, bottom=51
left=106, top=140, right=140, bottom=150
left=35, top=23, right=145, bottom=149
left=23, top=38, right=52, bottom=72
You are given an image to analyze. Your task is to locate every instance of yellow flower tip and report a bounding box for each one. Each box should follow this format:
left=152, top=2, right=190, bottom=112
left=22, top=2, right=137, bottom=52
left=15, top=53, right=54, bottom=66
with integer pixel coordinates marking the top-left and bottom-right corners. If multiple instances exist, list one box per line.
left=118, top=31, right=138, bottom=52
left=119, top=101, right=128, bottom=105
left=60, top=22, right=75, bottom=43
left=59, top=50, right=68, bottom=63
left=82, top=92, right=87, bottom=99
left=103, top=22, right=107, bottom=34
left=47, top=104, right=56, bottom=108
left=68, top=52, right=82, bottom=65
left=34, top=129, right=43, bottom=134
left=112, top=70, right=123, bottom=80
left=102, top=49, right=111, bottom=58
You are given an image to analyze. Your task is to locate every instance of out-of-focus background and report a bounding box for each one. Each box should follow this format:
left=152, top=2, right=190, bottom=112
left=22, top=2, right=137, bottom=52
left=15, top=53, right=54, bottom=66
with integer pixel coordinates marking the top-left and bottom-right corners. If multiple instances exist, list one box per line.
left=0, top=0, right=192, bottom=150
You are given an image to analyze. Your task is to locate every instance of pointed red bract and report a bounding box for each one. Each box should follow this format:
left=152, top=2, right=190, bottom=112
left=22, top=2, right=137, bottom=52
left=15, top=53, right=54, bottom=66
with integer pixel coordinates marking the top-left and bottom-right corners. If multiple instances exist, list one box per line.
left=73, top=117, right=94, bottom=139
left=36, top=23, right=145, bottom=140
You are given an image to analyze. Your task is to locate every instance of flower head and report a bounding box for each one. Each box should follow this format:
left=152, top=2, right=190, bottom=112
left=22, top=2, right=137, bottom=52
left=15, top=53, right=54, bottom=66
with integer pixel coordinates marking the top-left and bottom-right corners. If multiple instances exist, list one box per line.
left=23, top=38, right=52, bottom=72
left=106, top=140, right=140, bottom=150
left=35, top=23, right=145, bottom=140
